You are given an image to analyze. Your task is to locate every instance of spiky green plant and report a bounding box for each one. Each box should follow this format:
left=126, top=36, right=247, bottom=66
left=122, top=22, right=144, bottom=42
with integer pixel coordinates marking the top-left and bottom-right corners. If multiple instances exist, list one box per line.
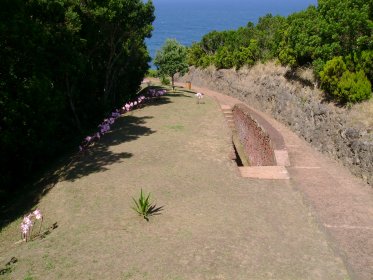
left=132, top=189, right=152, bottom=221
left=131, top=189, right=164, bottom=221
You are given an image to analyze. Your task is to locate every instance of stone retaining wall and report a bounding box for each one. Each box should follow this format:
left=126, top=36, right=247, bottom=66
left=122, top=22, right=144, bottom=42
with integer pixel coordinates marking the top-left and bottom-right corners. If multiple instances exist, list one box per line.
left=176, top=65, right=373, bottom=185
left=233, top=104, right=276, bottom=166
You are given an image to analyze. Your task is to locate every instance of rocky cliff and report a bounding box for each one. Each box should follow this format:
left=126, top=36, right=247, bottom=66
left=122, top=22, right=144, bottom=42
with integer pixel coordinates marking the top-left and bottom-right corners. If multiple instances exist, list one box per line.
left=176, top=63, right=373, bottom=185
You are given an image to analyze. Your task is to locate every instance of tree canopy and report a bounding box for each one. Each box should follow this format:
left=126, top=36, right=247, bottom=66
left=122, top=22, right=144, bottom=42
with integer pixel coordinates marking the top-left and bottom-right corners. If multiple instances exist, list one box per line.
left=0, top=0, right=155, bottom=195
left=154, top=39, right=189, bottom=90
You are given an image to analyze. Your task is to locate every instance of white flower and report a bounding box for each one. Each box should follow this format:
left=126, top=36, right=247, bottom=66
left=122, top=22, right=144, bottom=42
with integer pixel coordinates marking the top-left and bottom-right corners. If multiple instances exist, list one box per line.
left=33, top=209, right=42, bottom=220
left=23, top=215, right=32, bottom=226
left=21, top=223, right=29, bottom=234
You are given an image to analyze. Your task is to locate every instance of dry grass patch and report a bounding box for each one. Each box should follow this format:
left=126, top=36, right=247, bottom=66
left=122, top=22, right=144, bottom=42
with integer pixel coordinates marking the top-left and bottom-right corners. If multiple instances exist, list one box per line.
left=0, top=86, right=349, bottom=280
left=347, top=98, right=373, bottom=130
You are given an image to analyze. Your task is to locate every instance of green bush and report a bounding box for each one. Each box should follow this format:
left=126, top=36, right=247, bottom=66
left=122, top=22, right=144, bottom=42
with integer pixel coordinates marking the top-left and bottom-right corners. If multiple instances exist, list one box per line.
left=214, top=47, right=235, bottom=69
left=160, top=75, right=170, bottom=86
left=320, top=57, right=347, bottom=95
left=232, top=40, right=259, bottom=69
left=358, top=50, right=373, bottom=83
left=338, top=70, right=371, bottom=103
left=312, top=58, right=326, bottom=79
left=147, top=69, right=158, bottom=78
left=188, top=43, right=205, bottom=66
left=320, top=57, right=372, bottom=103
left=278, top=47, right=297, bottom=67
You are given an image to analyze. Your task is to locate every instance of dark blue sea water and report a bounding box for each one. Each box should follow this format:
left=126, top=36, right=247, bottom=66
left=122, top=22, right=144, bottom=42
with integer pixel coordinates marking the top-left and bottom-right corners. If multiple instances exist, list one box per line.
left=146, top=0, right=318, bottom=67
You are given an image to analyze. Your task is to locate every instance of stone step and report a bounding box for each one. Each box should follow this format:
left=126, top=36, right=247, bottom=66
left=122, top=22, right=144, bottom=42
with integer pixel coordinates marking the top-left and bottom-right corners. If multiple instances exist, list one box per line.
left=239, top=166, right=290, bottom=180
left=220, top=105, right=232, bottom=111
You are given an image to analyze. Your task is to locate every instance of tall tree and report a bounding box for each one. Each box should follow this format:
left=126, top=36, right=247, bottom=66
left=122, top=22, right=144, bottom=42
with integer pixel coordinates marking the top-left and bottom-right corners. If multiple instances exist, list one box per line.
left=154, top=39, right=189, bottom=90
left=0, top=0, right=155, bottom=195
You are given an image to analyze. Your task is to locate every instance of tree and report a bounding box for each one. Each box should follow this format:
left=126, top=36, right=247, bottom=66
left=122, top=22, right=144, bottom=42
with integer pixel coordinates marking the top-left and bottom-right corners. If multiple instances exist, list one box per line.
left=154, top=39, right=189, bottom=90
left=0, top=0, right=155, bottom=194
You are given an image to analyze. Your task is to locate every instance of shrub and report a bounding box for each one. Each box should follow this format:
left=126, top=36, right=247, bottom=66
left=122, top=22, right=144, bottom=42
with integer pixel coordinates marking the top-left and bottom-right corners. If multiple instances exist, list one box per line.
left=278, top=47, right=297, bottom=67
left=338, top=70, right=371, bottom=103
left=199, top=55, right=215, bottom=68
left=320, top=56, right=347, bottom=95
left=358, top=50, right=373, bottom=83
left=320, top=57, right=372, bottom=103
left=214, top=47, right=235, bottom=69
left=147, top=69, right=158, bottom=78
left=160, top=75, right=170, bottom=86
left=312, top=58, right=326, bottom=79
left=188, top=43, right=205, bottom=66
left=233, top=40, right=259, bottom=69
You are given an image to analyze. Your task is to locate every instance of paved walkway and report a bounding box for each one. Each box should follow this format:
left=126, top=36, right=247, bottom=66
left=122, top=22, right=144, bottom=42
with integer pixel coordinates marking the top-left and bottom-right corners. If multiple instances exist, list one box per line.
left=181, top=82, right=373, bottom=280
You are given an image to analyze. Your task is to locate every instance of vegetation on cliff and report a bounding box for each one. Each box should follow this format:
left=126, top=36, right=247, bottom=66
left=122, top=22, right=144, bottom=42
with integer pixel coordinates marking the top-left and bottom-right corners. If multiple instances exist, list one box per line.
left=0, top=0, right=155, bottom=194
left=187, top=0, right=372, bottom=103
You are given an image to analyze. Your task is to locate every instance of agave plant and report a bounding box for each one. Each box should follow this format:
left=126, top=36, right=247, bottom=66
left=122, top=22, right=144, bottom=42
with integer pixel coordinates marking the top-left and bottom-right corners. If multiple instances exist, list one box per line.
left=132, top=189, right=163, bottom=221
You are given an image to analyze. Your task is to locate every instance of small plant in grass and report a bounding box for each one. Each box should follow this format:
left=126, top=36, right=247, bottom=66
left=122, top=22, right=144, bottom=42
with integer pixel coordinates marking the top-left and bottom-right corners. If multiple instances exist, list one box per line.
left=131, top=189, right=163, bottom=221
left=20, top=209, right=43, bottom=242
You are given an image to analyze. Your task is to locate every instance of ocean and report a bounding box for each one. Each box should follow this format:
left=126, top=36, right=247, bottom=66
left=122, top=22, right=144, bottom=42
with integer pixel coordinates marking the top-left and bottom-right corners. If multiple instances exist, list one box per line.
left=146, top=0, right=318, bottom=67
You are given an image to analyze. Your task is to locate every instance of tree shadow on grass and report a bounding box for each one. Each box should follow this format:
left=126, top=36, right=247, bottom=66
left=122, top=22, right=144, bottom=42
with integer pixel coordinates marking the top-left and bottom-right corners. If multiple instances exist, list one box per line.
left=0, top=114, right=156, bottom=230
left=62, top=114, right=157, bottom=182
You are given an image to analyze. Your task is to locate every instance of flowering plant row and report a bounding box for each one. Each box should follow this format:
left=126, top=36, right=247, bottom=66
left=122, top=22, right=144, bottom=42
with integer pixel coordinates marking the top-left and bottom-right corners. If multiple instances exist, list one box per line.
left=20, top=209, right=43, bottom=242
left=79, top=88, right=167, bottom=151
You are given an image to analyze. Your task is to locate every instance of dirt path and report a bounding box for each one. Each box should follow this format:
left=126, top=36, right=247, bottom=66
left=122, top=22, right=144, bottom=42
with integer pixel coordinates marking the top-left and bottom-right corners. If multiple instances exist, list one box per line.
left=183, top=83, right=373, bottom=280
left=0, top=87, right=353, bottom=279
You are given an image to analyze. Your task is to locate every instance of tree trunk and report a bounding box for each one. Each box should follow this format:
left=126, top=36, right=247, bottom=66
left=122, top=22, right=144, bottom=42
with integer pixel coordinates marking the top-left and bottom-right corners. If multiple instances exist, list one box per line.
left=172, top=75, right=175, bottom=91
left=65, top=74, right=82, bottom=132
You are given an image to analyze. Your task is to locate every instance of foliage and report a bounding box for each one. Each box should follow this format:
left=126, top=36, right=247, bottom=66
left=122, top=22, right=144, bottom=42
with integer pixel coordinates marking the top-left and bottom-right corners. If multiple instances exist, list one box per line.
left=337, top=70, right=371, bottom=103
left=255, top=14, right=287, bottom=61
left=320, top=57, right=372, bottom=102
left=147, top=69, right=159, bottom=78
left=132, top=189, right=152, bottom=221
left=160, top=76, right=171, bottom=86
left=278, top=47, right=297, bottom=67
left=154, top=39, right=189, bottom=90
left=131, top=189, right=163, bottom=221
left=320, top=57, right=348, bottom=95
left=214, top=47, right=235, bottom=69
left=357, top=50, right=373, bottom=83
left=187, top=0, right=372, bottom=103
left=0, top=0, right=155, bottom=194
